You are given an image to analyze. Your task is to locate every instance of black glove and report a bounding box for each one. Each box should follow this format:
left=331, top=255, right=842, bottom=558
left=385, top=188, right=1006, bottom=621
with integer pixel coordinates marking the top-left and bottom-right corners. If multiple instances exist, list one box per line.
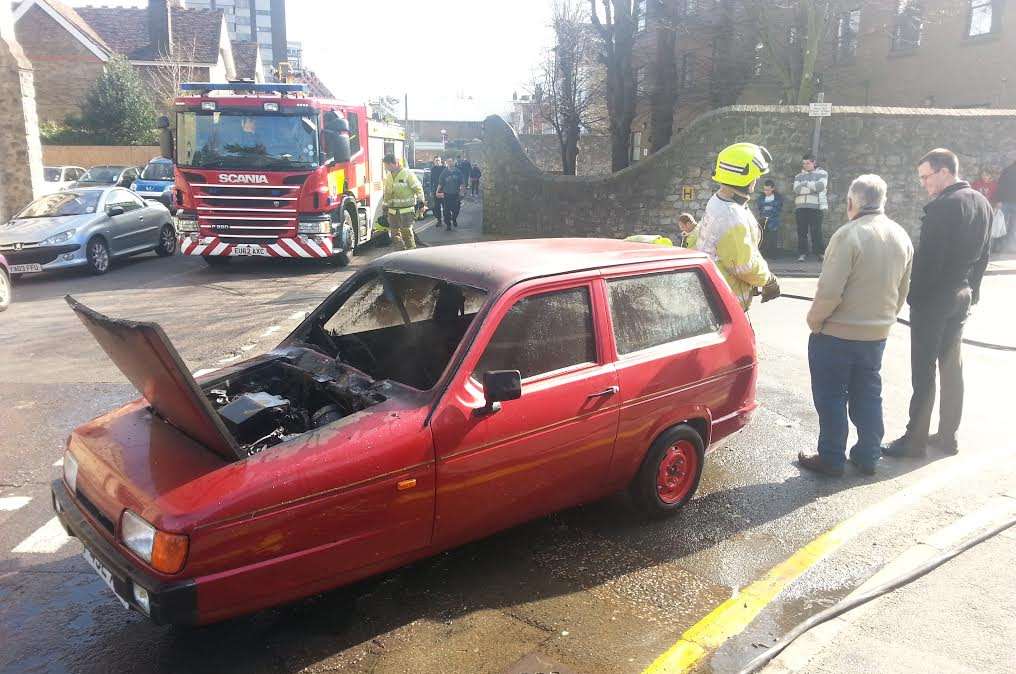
left=761, top=276, right=781, bottom=303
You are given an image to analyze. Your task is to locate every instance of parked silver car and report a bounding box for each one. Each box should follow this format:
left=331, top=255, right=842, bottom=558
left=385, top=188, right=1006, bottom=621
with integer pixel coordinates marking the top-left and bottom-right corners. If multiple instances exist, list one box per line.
left=0, top=187, right=175, bottom=276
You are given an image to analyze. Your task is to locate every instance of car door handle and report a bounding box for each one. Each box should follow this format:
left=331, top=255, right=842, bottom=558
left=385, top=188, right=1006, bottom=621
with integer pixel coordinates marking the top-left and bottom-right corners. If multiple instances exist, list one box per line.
left=587, top=386, right=619, bottom=399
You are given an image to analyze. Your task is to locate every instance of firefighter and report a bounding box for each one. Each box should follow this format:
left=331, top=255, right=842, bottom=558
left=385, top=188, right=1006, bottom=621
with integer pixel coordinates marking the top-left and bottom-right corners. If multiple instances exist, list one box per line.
left=381, top=154, right=426, bottom=250
left=694, top=142, right=781, bottom=311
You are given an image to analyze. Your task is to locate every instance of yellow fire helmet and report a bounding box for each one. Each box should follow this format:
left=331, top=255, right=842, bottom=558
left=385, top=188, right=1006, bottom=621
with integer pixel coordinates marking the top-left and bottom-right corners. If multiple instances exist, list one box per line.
left=712, top=142, right=772, bottom=188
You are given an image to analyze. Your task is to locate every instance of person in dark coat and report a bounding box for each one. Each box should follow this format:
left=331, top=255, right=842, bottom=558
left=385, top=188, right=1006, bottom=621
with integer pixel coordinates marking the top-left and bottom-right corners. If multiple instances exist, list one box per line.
left=883, top=148, right=992, bottom=458
left=438, top=158, right=464, bottom=230
left=429, top=157, right=446, bottom=224
left=469, top=165, right=482, bottom=196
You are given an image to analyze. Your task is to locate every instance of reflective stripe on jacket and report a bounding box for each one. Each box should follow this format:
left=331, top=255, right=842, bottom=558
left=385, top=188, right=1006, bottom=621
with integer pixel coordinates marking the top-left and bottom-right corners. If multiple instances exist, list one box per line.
left=694, top=193, right=773, bottom=310
left=383, top=167, right=425, bottom=213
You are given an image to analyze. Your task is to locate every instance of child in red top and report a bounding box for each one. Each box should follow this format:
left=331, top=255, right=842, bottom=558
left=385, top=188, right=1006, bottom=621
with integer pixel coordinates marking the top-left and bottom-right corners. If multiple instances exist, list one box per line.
left=972, top=168, right=998, bottom=205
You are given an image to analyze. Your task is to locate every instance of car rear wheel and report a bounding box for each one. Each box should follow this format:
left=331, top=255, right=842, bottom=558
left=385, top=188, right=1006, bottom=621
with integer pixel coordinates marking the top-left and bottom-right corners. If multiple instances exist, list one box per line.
left=630, top=425, right=705, bottom=518
left=155, top=223, right=176, bottom=257
left=0, top=270, right=11, bottom=312
left=86, top=237, right=111, bottom=275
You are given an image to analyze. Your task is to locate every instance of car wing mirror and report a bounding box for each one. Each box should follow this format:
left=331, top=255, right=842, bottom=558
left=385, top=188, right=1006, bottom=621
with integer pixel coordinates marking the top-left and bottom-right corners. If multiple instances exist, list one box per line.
left=107, top=205, right=125, bottom=217
left=474, top=370, right=522, bottom=417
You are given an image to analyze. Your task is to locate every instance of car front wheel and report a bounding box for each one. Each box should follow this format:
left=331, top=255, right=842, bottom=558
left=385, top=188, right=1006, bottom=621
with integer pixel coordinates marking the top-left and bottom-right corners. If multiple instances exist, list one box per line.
left=155, top=223, right=176, bottom=257
left=0, top=270, right=11, bottom=311
left=86, top=237, right=111, bottom=275
left=630, top=425, right=705, bottom=518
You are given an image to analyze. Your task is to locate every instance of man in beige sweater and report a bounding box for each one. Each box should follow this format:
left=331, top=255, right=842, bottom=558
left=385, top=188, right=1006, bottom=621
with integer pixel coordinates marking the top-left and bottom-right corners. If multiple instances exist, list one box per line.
left=798, top=175, right=914, bottom=477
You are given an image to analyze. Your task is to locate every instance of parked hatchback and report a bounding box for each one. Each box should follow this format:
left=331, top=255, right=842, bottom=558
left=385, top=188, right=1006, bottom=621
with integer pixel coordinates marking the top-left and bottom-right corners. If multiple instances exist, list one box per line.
left=131, top=157, right=175, bottom=212
left=40, top=166, right=87, bottom=195
left=71, top=165, right=139, bottom=189
left=0, top=253, right=11, bottom=311
left=52, top=239, right=757, bottom=625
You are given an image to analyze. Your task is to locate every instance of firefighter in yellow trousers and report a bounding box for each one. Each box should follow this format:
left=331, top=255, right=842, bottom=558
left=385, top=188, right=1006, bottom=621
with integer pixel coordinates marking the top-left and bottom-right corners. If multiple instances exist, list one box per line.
left=694, top=143, right=781, bottom=311
left=381, top=154, right=425, bottom=250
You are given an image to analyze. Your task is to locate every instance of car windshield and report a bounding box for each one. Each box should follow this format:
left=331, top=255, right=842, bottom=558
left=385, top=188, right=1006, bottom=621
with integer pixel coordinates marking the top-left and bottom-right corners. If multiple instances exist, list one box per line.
left=313, top=271, right=487, bottom=390
left=176, top=111, right=320, bottom=170
left=44, top=168, right=61, bottom=182
left=16, top=191, right=101, bottom=219
left=141, top=161, right=174, bottom=181
left=80, top=167, right=122, bottom=183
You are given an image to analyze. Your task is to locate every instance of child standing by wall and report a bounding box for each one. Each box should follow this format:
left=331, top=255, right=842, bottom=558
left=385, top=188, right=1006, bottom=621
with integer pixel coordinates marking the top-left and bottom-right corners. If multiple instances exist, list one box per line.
left=756, top=179, right=784, bottom=257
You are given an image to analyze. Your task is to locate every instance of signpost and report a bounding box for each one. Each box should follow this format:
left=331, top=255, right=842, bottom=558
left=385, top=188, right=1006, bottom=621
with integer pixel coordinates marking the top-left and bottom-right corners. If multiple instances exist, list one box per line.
left=809, top=93, right=830, bottom=157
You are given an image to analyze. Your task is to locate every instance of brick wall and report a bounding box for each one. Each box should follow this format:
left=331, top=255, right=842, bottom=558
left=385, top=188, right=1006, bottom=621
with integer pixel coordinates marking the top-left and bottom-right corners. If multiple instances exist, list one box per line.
left=42, top=145, right=161, bottom=168
left=14, top=5, right=104, bottom=123
left=482, top=106, right=1016, bottom=249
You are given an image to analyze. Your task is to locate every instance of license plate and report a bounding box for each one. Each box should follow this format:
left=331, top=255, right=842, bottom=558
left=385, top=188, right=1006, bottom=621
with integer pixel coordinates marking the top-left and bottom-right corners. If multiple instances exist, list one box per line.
left=233, top=244, right=269, bottom=256
left=82, top=546, right=130, bottom=610
left=10, top=263, right=42, bottom=273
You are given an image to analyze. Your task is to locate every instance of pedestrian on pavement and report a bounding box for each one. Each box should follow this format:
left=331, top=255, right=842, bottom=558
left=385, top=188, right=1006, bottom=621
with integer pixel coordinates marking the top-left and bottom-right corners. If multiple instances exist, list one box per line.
left=469, top=164, right=482, bottom=196
left=971, top=167, right=997, bottom=204
left=756, top=179, right=785, bottom=257
left=438, top=158, right=464, bottom=230
left=430, top=157, right=446, bottom=225
left=457, top=157, right=472, bottom=195
left=884, top=149, right=992, bottom=459
left=798, top=175, right=914, bottom=477
left=693, top=142, right=781, bottom=311
left=677, top=213, right=699, bottom=248
left=381, top=154, right=426, bottom=250
left=793, top=153, right=829, bottom=262
left=994, top=159, right=1016, bottom=253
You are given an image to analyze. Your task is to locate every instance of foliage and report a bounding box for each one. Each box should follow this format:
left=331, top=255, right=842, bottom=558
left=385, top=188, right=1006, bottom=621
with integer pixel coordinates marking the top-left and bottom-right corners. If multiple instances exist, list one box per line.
left=78, top=55, right=158, bottom=145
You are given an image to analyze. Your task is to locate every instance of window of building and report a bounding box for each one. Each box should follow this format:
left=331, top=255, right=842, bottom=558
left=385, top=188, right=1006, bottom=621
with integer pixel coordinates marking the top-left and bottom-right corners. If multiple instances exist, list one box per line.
left=679, top=52, right=694, bottom=89
left=634, top=66, right=646, bottom=97
left=607, top=271, right=722, bottom=355
left=255, top=0, right=270, bottom=9
left=678, top=0, right=698, bottom=16
left=968, top=0, right=997, bottom=37
left=630, top=130, right=642, bottom=163
left=635, top=0, right=647, bottom=32
left=834, top=9, right=861, bottom=62
left=475, top=287, right=597, bottom=381
left=892, top=1, right=923, bottom=50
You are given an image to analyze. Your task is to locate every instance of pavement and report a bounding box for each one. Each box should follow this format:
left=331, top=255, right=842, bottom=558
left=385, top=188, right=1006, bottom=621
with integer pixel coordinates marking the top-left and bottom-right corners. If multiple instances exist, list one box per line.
left=1, top=195, right=1014, bottom=673
left=770, top=252, right=1016, bottom=278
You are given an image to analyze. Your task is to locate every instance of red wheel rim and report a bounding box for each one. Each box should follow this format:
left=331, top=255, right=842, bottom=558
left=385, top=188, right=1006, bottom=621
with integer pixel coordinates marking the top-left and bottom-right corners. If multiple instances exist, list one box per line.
left=656, top=440, right=699, bottom=505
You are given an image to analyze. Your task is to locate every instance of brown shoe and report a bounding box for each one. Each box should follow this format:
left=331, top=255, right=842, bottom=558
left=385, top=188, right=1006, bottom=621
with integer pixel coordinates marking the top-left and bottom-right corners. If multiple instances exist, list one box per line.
left=797, top=451, right=845, bottom=477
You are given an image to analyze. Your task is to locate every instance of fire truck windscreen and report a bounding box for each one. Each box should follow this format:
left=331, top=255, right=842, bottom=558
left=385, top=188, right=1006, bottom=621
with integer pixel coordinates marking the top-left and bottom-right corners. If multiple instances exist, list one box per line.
left=175, top=111, right=320, bottom=170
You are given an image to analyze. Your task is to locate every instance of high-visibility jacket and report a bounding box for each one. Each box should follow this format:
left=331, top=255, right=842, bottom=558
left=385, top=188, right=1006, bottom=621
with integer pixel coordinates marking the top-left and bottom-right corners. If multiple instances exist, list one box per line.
left=382, top=167, right=425, bottom=214
left=624, top=234, right=674, bottom=246
left=693, top=192, right=773, bottom=310
left=682, top=226, right=699, bottom=249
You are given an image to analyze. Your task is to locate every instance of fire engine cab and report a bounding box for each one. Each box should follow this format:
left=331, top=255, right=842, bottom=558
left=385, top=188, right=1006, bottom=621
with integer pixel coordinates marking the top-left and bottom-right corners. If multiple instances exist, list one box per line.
left=161, top=82, right=405, bottom=266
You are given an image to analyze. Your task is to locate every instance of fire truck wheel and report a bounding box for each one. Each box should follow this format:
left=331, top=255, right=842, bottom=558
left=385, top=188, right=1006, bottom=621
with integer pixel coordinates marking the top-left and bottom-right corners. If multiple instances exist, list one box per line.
left=202, top=255, right=231, bottom=267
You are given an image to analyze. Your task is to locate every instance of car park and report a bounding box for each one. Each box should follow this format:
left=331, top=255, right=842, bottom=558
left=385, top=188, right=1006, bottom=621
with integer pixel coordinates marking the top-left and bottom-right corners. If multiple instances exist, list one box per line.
left=131, top=157, right=175, bottom=212
left=70, top=165, right=140, bottom=189
left=0, top=253, right=11, bottom=311
left=0, top=188, right=176, bottom=276
left=40, top=166, right=87, bottom=195
left=51, top=238, right=757, bottom=625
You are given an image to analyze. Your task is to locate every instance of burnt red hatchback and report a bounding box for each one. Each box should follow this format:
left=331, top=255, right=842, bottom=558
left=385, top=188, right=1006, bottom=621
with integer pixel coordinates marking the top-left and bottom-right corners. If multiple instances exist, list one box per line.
left=51, top=238, right=757, bottom=625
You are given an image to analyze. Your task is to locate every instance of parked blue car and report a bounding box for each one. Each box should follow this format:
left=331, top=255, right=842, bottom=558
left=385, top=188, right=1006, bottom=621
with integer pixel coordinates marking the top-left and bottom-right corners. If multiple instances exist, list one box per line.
left=131, top=157, right=175, bottom=212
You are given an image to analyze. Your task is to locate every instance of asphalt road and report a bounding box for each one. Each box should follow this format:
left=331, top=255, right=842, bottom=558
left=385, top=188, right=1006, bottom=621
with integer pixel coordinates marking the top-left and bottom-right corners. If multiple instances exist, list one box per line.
left=2, top=198, right=1014, bottom=674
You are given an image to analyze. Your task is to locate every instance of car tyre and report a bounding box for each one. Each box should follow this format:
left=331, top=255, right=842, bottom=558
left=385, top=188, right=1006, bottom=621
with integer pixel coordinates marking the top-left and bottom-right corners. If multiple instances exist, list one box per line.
left=0, top=270, right=11, bottom=312
left=203, top=255, right=230, bottom=267
left=86, top=236, right=111, bottom=275
left=630, top=425, right=705, bottom=518
left=155, top=223, right=176, bottom=257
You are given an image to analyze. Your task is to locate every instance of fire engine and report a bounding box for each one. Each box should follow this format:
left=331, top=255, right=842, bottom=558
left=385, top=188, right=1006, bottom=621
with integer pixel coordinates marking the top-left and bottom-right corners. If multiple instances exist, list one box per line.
left=160, top=82, right=406, bottom=266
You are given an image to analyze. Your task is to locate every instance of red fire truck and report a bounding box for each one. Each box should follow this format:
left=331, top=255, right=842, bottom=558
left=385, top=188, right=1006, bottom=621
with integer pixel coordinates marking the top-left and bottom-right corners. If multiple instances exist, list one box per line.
left=160, top=82, right=406, bottom=266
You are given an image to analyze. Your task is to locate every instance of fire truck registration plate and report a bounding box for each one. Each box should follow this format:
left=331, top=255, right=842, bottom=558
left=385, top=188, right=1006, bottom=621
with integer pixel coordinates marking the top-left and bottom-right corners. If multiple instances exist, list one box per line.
left=233, top=244, right=269, bottom=256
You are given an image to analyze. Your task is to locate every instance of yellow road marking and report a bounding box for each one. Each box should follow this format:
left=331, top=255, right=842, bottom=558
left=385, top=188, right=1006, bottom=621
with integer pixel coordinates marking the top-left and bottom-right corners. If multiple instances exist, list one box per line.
left=643, top=449, right=1001, bottom=674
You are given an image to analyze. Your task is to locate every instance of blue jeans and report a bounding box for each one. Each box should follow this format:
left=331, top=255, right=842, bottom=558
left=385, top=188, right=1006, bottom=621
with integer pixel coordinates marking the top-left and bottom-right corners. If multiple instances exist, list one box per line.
left=809, top=333, right=887, bottom=468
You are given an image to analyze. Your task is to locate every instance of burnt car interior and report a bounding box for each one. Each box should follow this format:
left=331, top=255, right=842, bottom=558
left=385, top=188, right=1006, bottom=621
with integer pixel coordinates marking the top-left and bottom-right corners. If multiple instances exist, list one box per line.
left=300, top=271, right=487, bottom=391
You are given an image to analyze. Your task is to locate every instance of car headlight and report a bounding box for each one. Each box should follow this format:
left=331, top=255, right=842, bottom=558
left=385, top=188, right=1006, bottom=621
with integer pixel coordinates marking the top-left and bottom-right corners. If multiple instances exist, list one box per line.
left=174, top=217, right=198, bottom=233
left=298, top=220, right=331, bottom=235
left=120, top=510, right=188, bottom=574
left=42, top=229, right=75, bottom=246
left=63, top=450, right=79, bottom=493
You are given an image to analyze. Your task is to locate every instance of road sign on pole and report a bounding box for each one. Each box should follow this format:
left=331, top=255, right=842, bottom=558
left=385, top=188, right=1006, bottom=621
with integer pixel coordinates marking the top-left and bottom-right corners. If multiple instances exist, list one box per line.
left=808, top=102, right=832, bottom=117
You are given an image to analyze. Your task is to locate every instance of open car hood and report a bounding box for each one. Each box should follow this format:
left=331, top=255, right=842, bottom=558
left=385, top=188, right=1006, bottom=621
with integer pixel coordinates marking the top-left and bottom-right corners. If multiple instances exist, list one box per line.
left=66, top=296, right=243, bottom=461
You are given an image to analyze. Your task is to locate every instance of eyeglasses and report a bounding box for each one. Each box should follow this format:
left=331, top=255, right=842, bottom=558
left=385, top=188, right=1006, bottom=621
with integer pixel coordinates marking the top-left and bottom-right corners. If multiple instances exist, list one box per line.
left=918, top=169, right=939, bottom=183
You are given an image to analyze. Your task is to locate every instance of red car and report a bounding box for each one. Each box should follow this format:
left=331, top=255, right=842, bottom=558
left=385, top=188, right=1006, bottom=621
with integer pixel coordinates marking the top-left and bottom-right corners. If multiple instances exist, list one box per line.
left=51, top=239, right=757, bottom=625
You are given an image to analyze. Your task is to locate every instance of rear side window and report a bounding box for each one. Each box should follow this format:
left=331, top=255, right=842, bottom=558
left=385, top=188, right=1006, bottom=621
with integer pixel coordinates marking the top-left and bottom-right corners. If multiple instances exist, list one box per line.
left=476, top=287, right=596, bottom=380
left=607, top=270, right=721, bottom=355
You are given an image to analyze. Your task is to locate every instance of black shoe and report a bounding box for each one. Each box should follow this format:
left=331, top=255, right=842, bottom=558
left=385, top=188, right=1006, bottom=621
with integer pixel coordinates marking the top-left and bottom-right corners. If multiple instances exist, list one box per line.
left=797, top=452, right=844, bottom=477
left=453, top=220, right=458, bottom=228
left=848, top=456, right=877, bottom=476
left=881, top=437, right=926, bottom=458
left=928, top=434, right=959, bottom=455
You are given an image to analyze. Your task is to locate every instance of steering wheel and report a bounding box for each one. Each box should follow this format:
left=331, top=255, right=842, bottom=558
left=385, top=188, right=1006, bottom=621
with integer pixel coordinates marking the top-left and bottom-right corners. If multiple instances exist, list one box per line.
left=341, top=333, right=379, bottom=375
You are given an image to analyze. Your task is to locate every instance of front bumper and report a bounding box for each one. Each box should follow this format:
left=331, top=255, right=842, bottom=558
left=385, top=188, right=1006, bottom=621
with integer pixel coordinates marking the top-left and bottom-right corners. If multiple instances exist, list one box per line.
left=0, top=244, right=86, bottom=272
left=51, top=479, right=197, bottom=625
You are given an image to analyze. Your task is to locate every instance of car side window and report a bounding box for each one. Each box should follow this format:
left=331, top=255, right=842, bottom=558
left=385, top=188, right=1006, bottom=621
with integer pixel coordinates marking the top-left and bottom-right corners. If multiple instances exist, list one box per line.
left=126, top=191, right=147, bottom=209
left=475, top=286, right=596, bottom=381
left=607, top=270, right=722, bottom=355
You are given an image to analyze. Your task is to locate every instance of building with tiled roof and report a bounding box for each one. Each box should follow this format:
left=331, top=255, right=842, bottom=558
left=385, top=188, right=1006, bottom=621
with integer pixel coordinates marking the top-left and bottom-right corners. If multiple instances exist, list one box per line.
left=12, top=0, right=262, bottom=123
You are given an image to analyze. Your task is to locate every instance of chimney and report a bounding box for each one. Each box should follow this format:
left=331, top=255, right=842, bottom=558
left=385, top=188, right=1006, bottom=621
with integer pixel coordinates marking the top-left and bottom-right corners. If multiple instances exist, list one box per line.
left=148, top=0, right=172, bottom=57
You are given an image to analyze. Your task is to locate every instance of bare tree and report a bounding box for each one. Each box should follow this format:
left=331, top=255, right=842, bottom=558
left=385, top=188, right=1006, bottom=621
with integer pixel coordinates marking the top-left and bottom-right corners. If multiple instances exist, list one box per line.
left=647, top=1, right=677, bottom=152
left=589, top=0, right=640, bottom=172
left=147, top=36, right=204, bottom=119
left=534, top=0, right=606, bottom=175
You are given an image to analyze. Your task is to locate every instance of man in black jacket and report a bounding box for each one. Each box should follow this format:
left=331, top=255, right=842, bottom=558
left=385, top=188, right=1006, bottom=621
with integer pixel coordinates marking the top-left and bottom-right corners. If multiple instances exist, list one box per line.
left=884, top=148, right=992, bottom=458
left=430, top=157, right=446, bottom=225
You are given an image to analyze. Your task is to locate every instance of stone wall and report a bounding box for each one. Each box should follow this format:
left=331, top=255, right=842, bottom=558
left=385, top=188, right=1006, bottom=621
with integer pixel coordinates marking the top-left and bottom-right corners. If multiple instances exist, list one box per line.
left=482, top=106, right=1016, bottom=247
left=0, top=2, right=43, bottom=222
left=14, top=5, right=104, bottom=124
left=518, top=134, right=611, bottom=176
